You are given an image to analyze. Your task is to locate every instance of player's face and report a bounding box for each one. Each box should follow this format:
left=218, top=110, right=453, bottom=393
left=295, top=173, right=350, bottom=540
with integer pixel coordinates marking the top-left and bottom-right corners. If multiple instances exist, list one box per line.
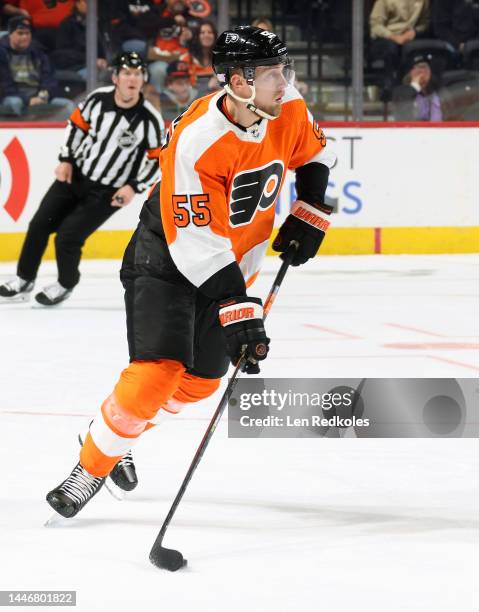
left=113, top=66, right=144, bottom=102
left=253, top=63, right=292, bottom=118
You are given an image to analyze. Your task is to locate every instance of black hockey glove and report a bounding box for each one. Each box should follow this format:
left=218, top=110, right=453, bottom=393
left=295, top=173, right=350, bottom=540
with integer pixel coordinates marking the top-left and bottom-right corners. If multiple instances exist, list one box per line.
left=273, top=200, right=331, bottom=266
left=218, top=296, right=270, bottom=374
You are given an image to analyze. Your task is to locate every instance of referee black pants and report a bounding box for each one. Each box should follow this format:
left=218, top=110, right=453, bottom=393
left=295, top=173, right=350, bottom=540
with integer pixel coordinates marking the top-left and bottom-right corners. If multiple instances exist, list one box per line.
left=17, top=174, right=117, bottom=289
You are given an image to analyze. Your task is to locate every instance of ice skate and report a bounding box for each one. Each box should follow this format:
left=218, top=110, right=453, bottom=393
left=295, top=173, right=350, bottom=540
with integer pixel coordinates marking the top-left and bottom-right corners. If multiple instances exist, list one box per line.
left=35, top=282, right=72, bottom=306
left=109, top=450, right=138, bottom=491
left=0, top=276, right=34, bottom=303
left=46, top=462, right=105, bottom=518
left=78, top=434, right=138, bottom=500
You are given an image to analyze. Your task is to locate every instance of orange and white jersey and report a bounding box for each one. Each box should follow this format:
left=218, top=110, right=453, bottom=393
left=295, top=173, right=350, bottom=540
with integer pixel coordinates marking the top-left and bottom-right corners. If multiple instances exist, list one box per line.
left=158, top=86, right=335, bottom=289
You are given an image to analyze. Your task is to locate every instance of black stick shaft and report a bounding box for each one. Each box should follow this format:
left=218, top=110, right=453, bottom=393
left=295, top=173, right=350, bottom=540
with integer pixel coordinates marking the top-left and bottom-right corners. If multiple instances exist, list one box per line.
left=150, top=246, right=297, bottom=553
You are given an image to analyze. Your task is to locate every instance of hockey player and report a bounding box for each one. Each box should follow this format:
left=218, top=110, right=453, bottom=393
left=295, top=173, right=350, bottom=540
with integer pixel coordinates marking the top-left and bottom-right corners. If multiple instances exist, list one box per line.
left=0, top=52, right=164, bottom=306
left=46, top=26, right=336, bottom=517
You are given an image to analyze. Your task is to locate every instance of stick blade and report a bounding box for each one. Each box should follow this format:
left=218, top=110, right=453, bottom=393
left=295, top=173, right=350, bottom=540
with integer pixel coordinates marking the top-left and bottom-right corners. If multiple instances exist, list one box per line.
left=149, top=544, right=187, bottom=572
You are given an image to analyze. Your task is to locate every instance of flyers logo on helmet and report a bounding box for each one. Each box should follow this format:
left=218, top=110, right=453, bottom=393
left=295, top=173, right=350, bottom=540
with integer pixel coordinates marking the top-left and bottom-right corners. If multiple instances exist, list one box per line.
left=313, top=120, right=327, bottom=147
left=229, top=160, right=284, bottom=227
left=225, top=33, right=239, bottom=44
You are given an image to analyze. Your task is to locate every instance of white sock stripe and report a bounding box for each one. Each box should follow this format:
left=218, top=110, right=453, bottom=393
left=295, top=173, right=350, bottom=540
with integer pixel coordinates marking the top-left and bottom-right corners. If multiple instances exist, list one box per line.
left=89, top=414, right=138, bottom=457
left=219, top=301, right=263, bottom=327
left=291, top=200, right=330, bottom=232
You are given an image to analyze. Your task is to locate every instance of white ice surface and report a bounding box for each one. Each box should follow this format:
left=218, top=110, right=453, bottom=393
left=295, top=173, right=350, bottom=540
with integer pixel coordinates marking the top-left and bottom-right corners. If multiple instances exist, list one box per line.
left=1, top=255, right=479, bottom=611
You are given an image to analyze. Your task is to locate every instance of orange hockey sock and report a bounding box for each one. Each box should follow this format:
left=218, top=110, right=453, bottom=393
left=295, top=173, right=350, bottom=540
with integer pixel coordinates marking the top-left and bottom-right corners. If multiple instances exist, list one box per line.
left=147, top=372, right=221, bottom=425
left=80, top=359, right=185, bottom=476
left=173, top=372, right=221, bottom=404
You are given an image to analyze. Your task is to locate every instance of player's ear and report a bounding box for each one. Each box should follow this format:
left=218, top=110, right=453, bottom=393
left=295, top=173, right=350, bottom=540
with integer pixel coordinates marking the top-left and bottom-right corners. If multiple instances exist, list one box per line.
left=111, top=71, right=118, bottom=87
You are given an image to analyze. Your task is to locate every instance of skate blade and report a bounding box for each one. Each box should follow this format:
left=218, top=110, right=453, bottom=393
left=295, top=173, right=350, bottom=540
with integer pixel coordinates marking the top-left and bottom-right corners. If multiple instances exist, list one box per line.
left=105, top=478, right=127, bottom=501
left=31, top=300, right=66, bottom=309
left=44, top=512, right=71, bottom=527
left=0, top=293, right=31, bottom=304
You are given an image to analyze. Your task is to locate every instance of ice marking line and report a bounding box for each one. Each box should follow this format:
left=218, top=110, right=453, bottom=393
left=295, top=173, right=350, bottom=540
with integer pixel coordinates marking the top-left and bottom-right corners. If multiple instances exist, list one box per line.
left=427, top=355, right=479, bottom=373
left=1, top=410, right=94, bottom=417
left=271, top=354, right=419, bottom=359
left=0, top=410, right=210, bottom=420
left=303, top=323, right=361, bottom=339
left=383, top=342, right=479, bottom=349
left=386, top=323, right=446, bottom=338
left=275, top=338, right=361, bottom=342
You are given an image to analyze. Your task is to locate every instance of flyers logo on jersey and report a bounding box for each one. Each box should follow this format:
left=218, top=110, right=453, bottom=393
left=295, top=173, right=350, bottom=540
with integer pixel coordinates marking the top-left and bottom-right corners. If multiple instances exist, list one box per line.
left=229, top=160, right=284, bottom=227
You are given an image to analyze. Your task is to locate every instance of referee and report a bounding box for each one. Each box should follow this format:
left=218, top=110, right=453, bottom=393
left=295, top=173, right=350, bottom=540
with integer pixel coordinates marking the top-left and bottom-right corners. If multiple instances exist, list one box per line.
left=0, top=52, right=165, bottom=306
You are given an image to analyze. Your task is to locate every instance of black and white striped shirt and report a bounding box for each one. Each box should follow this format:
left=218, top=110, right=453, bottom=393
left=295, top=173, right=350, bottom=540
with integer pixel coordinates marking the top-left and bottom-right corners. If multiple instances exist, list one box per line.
left=59, top=86, right=165, bottom=193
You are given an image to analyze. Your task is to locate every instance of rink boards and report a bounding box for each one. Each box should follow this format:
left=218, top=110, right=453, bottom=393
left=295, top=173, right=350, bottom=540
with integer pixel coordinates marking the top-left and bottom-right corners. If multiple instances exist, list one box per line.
left=1, top=122, right=479, bottom=260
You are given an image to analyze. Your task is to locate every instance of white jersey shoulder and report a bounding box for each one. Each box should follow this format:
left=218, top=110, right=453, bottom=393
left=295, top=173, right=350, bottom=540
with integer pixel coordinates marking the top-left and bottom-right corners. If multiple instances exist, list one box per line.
left=175, top=92, right=227, bottom=167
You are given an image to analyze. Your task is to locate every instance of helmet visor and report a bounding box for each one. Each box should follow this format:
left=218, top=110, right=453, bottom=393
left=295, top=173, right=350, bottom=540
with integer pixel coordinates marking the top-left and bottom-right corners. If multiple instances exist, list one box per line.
left=253, top=57, right=295, bottom=91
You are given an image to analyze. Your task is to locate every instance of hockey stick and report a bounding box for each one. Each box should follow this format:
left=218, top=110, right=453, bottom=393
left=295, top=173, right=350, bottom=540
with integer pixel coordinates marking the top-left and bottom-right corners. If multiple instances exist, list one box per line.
left=149, top=241, right=298, bottom=571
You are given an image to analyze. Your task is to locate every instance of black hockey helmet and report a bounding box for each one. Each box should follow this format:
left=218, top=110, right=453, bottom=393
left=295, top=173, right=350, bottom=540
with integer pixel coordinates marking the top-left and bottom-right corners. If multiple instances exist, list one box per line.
left=212, top=25, right=290, bottom=85
left=111, top=51, right=147, bottom=77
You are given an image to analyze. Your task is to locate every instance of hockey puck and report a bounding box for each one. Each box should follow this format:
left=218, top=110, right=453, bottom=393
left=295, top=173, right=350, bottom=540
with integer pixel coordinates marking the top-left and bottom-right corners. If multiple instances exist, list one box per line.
left=149, top=545, right=187, bottom=571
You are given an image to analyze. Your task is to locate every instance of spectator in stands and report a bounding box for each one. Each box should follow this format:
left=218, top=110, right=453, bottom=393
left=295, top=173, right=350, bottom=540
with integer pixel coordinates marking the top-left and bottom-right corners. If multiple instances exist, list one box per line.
left=8, top=0, right=73, bottom=52
left=433, top=0, right=479, bottom=53
left=111, top=0, right=160, bottom=58
left=369, top=0, right=430, bottom=100
left=152, top=0, right=193, bottom=55
left=52, top=0, right=108, bottom=81
left=147, top=0, right=193, bottom=91
left=182, top=0, right=212, bottom=21
left=159, top=59, right=197, bottom=120
left=0, top=16, right=74, bottom=117
left=252, top=17, right=273, bottom=31
left=2, top=1, right=29, bottom=22
left=392, top=52, right=442, bottom=120
left=188, top=19, right=219, bottom=95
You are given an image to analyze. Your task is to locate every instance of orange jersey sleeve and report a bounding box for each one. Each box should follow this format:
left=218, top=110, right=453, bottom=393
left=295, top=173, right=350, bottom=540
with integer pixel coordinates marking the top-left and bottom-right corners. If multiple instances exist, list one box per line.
left=284, top=95, right=333, bottom=171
